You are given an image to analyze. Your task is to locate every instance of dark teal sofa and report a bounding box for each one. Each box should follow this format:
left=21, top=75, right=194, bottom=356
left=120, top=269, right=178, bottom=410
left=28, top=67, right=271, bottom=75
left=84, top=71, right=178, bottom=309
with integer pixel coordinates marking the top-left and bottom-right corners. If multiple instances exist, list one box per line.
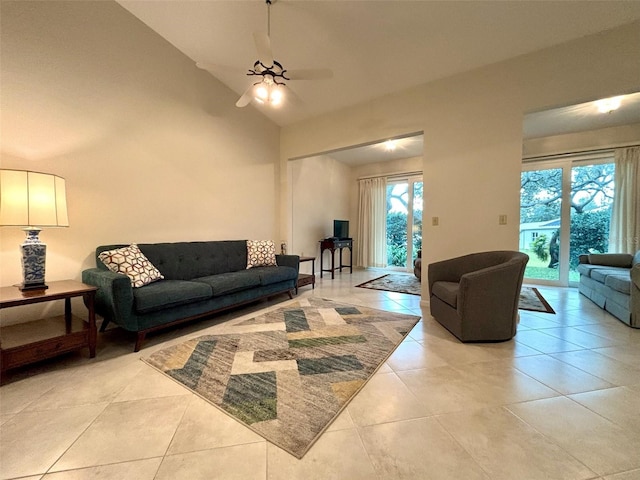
left=82, top=241, right=299, bottom=351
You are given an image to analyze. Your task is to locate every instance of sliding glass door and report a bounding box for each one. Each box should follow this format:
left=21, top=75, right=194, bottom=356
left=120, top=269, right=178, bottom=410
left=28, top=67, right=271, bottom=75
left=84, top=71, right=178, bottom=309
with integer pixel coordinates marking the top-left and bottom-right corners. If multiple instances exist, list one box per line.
left=520, top=155, right=615, bottom=285
left=386, top=177, right=423, bottom=270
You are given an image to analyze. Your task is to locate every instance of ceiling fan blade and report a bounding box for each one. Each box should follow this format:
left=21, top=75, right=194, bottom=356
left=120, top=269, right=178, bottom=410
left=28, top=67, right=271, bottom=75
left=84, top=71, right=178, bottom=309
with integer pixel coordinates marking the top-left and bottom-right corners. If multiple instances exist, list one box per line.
left=253, top=32, right=274, bottom=66
left=285, top=68, right=333, bottom=80
left=283, top=85, right=303, bottom=107
left=196, top=62, right=248, bottom=74
left=236, top=84, right=257, bottom=108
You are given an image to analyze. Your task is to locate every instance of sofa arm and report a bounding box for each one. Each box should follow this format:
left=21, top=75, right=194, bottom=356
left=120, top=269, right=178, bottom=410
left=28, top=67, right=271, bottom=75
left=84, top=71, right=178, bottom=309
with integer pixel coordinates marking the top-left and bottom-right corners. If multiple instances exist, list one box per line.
left=82, top=268, right=137, bottom=330
left=276, top=254, right=300, bottom=272
left=632, top=264, right=640, bottom=289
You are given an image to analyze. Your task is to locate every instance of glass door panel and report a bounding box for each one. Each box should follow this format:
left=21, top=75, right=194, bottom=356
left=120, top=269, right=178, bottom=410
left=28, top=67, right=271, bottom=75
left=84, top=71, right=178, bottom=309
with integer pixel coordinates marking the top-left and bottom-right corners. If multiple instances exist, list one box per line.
left=412, top=181, right=423, bottom=262
left=386, top=182, right=409, bottom=267
left=520, top=168, right=563, bottom=282
left=568, top=163, right=615, bottom=282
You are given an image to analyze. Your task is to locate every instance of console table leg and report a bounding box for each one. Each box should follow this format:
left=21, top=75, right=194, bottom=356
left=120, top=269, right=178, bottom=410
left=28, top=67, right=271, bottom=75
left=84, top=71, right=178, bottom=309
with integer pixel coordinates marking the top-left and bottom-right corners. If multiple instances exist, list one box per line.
left=331, top=248, right=335, bottom=279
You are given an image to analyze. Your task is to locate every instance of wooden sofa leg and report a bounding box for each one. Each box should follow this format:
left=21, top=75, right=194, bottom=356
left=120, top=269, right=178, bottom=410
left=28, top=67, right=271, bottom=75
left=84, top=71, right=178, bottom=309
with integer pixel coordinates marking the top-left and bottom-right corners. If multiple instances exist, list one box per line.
left=134, top=332, right=146, bottom=352
left=288, top=289, right=294, bottom=299
left=99, top=318, right=110, bottom=332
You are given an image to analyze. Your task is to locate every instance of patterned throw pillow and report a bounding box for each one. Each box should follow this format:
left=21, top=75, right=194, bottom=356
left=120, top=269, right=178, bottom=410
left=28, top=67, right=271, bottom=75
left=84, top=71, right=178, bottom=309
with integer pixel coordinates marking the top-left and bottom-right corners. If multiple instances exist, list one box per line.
left=98, top=244, right=164, bottom=288
left=247, top=240, right=277, bottom=269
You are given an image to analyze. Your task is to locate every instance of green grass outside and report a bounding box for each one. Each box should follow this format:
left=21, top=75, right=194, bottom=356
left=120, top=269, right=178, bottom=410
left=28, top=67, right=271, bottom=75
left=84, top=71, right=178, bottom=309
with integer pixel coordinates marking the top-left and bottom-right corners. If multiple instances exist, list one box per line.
left=522, top=249, right=580, bottom=283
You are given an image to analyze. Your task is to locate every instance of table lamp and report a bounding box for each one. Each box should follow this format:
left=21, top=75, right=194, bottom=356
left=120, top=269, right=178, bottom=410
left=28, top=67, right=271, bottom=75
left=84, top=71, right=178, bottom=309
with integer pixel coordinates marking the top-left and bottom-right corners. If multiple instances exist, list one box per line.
left=0, top=169, right=69, bottom=291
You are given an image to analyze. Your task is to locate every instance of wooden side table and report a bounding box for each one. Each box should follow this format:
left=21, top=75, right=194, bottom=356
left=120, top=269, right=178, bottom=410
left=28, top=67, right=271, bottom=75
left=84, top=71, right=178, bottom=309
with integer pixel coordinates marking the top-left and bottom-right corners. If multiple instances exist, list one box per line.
left=0, top=280, right=98, bottom=381
left=297, top=256, right=316, bottom=293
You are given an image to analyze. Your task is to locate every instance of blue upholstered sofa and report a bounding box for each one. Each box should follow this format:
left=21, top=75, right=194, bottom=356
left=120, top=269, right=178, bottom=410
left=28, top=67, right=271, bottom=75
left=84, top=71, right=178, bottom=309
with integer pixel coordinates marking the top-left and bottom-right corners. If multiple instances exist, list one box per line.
left=82, top=241, right=299, bottom=351
left=577, top=251, right=640, bottom=328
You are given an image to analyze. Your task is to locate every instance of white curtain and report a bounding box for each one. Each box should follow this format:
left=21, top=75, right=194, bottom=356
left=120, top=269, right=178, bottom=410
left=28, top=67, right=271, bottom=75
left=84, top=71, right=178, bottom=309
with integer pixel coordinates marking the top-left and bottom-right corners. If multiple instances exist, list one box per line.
left=356, top=177, right=387, bottom=268
left=609, top=146, right=640, bottom=253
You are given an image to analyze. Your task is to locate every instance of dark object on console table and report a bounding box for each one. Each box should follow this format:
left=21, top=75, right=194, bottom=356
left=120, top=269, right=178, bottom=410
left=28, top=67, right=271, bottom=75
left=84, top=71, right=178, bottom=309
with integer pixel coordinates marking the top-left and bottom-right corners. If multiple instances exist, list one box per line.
left=319, top=238, right=352, bottom=279
left=82, top=241, right=299, bottom=351
left=577, top=250, right=640, bottom=327
left=428, top=251, right=528, bottom=342
left=0, top=280, right=97, bottom=382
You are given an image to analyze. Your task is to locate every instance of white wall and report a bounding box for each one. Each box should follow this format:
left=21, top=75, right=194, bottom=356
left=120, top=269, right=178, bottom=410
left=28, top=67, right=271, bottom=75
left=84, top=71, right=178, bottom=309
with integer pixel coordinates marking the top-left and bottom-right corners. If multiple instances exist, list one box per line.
left=523, top=123, right=640, bottom=158
left=290, top=155, right=351, bottom=274
left=0, top=2, right=280, bottom=320
left=280, top=21, right=640, bottom=299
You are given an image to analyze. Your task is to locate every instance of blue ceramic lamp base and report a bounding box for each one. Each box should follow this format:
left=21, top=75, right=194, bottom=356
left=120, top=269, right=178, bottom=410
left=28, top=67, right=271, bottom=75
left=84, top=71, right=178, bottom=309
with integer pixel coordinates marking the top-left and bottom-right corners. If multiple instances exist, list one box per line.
left=20, top=227, right=48, bottom=291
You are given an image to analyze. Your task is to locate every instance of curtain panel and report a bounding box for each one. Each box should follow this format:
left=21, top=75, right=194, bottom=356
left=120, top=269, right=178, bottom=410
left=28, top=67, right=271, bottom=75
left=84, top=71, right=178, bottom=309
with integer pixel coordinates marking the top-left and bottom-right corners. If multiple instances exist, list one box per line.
left=609, top=146, right=640, bottom=254
left=356, top=177, right=387, bottom=268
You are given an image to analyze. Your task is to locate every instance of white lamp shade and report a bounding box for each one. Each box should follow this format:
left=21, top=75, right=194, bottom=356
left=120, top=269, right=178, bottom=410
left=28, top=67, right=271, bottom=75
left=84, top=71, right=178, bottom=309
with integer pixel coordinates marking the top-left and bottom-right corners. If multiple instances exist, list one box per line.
left=0, top=169, right=69, bottom=227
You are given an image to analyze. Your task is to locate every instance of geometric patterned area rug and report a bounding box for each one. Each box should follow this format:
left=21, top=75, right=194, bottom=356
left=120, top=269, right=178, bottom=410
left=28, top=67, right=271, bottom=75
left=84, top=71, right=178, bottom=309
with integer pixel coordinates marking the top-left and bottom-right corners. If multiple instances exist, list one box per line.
left=356, top=273, right=421, bottom=295
left=356, top=274, right=555, bottom=314
left=143, top=297, right=420, bottom=458
left=519, top=286, right=555, bottom=314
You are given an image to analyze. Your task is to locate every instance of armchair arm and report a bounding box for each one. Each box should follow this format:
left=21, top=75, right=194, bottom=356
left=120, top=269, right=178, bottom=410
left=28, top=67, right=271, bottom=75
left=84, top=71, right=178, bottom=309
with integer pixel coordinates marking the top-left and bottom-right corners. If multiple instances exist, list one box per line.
left=82, top=268, right=137, bottom=331
left=428, top=255, right=476, bottom=294
left=428, top=252, right=513, bottom=294
left=459, top=262, right=524, bottom=313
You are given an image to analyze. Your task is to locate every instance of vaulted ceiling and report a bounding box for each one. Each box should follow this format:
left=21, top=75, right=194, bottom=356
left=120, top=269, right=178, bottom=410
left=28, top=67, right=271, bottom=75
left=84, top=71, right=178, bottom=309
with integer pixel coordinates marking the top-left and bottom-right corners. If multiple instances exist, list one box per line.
left=118, top=1, right=640, bottom=128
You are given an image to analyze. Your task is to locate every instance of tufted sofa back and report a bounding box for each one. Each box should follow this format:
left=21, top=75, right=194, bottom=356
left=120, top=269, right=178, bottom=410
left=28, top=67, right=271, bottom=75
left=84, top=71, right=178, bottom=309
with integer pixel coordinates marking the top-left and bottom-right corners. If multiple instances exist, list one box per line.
left=95, top=241, right=248, bottom=280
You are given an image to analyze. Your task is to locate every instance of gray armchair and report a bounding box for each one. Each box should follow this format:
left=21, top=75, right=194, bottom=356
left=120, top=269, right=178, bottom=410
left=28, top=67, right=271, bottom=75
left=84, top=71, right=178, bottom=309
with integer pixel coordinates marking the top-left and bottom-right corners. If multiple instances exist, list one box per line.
left=428, top=251, right=529, bottom=342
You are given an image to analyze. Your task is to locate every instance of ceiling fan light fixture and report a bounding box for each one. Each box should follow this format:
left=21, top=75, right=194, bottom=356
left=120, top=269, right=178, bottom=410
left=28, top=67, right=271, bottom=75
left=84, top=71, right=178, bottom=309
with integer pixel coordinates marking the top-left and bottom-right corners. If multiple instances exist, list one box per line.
left=595, top=96, right=623, bottom=114
left=254, top=81, right=284, bottom=106
left=270, top=86, right=283, bottom=105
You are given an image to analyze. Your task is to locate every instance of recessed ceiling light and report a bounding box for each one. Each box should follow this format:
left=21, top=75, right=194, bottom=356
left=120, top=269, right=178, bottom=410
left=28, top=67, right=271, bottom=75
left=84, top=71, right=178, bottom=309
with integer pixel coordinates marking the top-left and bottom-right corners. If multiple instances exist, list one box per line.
left=594, top=96, right=623, bottom=114
left=384, top=140, right=397, bottom=151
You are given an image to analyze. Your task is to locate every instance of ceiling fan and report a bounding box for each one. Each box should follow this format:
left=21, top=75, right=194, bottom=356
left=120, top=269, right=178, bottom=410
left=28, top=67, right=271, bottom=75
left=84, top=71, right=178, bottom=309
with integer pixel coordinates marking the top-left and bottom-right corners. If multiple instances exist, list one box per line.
left=197, top=0, right=333, bottom=108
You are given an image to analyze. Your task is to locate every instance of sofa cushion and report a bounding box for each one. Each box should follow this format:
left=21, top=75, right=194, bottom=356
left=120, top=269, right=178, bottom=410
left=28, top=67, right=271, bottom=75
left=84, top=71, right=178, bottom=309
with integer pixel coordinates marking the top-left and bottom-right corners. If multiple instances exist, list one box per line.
left=246, top=240, right=277, bottom=268
left=588, top=253, right=633, bottom=268
left=133, top=280, right=212, bottom=314
left=590, top=267, right=630, bottom=284
left=98, top=244, right=164, bottom=288
left=192, top=271, right=261, bottom=297
left=577, top=263, right=602, bottom=277
left=139, top=241, right=248, bottom=280
left=604, top=274, right=631, bottom=295
left=250, top=266, right=298, bottom=286
left=432, top=281, right=459, bottom=308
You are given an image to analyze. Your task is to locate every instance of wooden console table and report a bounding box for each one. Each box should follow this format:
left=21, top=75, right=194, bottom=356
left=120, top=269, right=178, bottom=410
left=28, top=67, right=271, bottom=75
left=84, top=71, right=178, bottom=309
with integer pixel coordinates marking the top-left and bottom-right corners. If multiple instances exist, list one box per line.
left=319, top=238, right=353, bottom=279
left=0, top=280, right=97, bottom=381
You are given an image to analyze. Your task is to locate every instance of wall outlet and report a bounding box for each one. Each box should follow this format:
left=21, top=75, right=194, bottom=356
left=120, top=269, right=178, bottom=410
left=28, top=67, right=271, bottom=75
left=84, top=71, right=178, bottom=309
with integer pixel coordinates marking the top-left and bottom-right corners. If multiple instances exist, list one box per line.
left=499, top=214, right=507, bottom=225
left=432, top=216, right=439, bottom=226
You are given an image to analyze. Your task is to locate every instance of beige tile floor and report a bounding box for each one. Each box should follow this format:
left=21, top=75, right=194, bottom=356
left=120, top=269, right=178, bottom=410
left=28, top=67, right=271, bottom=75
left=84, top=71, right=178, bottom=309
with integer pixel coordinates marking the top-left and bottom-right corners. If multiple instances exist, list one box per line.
left=2, top=269, right=640, bottom=480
